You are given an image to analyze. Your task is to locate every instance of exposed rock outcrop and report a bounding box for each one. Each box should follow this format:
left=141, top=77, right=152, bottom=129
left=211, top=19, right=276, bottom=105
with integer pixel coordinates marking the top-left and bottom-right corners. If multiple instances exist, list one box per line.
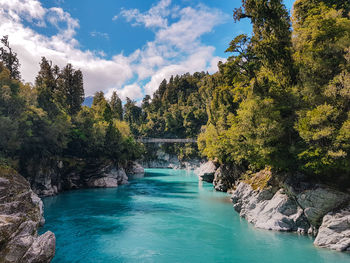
left=213, top=164, right=241, bottom=192
left=142, top=149, right=181, bottom=169
left=295, top=187, right=349, bottom=228
left=87, top=167, right=128, bottom=188
left=125, top=161, right=145, bottom=175
left=142, top=147, right=202, bottom=170
left=230, top=168, right=350, bottom=252
left=314, top=206, right=350, bottom=251
left=195, top=161, right=217, bottom=182
left=0, top=167, right=55, bottom=262
left=26, top=159, right=132, bottom=196
left=232, top=182, right=309, bottom=232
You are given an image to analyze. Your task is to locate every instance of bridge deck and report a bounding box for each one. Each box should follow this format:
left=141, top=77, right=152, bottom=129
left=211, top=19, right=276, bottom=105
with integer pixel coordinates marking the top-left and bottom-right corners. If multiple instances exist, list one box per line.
left=138, top=138, right=197, bottom=143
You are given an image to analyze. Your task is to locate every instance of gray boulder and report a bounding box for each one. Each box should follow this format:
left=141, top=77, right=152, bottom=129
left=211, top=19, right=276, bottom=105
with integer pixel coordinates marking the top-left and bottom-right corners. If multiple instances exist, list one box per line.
left=125, top=161, right=144, bottom=175
left=231, top=182, right=309, bottom=232
left=0, top=168, right=55, bottom=262
left=295, top=187, right=350, bottom=228
left=314, top=206, right=350, bottom=251
left=195, top=161, right=217, bottom=183
left=87, top=168, right=128, bottom=188
left=213, top=165, right=240, bottom=192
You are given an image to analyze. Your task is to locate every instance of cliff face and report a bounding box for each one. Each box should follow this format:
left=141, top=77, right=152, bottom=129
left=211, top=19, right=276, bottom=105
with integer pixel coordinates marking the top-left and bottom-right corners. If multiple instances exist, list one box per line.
left=24, top=159, right=144, bottom=197
left=142, top=149, right=201, bottom=170
left=0, top=167, right=55, bottom=262
left=197, top=161, right=350, bottom=252
left=230, top=169, right=350, bottom=252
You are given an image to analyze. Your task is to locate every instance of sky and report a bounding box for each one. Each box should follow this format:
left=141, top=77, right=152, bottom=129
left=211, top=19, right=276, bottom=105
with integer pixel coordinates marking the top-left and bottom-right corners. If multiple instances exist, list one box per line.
left=0, top=0, right=295, bottom=101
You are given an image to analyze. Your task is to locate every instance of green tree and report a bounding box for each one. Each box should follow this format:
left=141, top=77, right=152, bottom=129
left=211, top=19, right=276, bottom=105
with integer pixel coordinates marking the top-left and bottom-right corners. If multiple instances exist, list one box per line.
left=58, top=63, right=84, bottom=115
left=0, top=36, right=21, bottom=80
left=110, top=91, right=123, bottom=120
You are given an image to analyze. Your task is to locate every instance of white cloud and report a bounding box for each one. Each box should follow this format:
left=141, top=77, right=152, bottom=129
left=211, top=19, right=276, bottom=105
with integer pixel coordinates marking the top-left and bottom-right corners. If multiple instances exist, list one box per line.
left=0, top=0, right=45, bottom=22
left=90, top=31, right=109, bottom=40
left=106, top=84, right=143, bottom=101
left=0, top=0, right=228, bottom=99
left=119, top=0, right=171, bottom=28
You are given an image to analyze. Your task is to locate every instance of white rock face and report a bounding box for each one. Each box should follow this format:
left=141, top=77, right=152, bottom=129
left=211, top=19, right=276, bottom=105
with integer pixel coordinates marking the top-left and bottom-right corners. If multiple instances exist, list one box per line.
left=88, top=177, right=118, bottom=188
left=231, top=182, right=309, bottom=232
left=0, top=169, right=56, bottom=262
left=87, top=168, right=128, bottom=188
left=296, top=187, right=350, bottom=227
left=195, top=161, right=217, bottom=182
left=314, top=206, right=350, bottom=251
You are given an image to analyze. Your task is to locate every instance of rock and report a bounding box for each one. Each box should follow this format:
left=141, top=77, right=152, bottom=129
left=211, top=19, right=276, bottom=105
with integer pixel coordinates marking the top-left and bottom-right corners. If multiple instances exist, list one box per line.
left=87, top=168, right=128, bottom=188
left=87, top=177, right=118, bottom=188
left=22, top=231, right=56, bottom=263
left=26, top=159, right=133, bottom=195
left=213, top=165, right=240, bottom=192
left=143, top=149, right=181, bottom=168
left=231, top=182, right=309, bottom=232
left=142, top=147, right=202, bottom=169
left=295, top=187, right=350, bottom=228
left=314, top=206, right=350, bottom=251
left=195, top=161, right=217, bottom=183
left=125, top=161, right=144, bottom=175
left=0, top=167, right=55, bottom=262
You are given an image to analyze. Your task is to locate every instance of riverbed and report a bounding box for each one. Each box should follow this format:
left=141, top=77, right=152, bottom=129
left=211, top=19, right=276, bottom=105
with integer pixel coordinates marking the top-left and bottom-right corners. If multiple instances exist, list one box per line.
left=41, top=169, right=350, bottom=262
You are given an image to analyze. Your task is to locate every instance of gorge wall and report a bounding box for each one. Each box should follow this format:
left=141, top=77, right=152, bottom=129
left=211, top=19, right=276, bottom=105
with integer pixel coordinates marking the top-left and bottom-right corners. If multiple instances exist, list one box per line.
left=23, top=159, right=144, bottom=197
left=0, top=167, right=55, bottom=262
left=196, top=161, right=350, bottom=252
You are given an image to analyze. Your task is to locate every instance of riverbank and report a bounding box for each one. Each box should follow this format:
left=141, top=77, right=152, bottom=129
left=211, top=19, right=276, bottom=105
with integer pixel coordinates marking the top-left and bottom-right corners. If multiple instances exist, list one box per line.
left=0, top=167, right=55, bottom=262
left=195, top=161, right=350, bottom=252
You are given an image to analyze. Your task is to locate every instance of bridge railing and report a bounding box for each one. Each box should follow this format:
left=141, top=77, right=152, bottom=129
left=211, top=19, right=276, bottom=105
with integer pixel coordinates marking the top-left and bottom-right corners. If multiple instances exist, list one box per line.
left=138, top=138, right=197, bottom=143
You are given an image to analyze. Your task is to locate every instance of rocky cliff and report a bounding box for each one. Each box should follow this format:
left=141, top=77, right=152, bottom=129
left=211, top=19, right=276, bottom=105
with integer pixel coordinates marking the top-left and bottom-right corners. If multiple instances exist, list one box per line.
left=230, top=169, right=350, bottom=252
left=0, top=167, right=55, bottom=262
left=142, top=148, right=201, bottom=170
left=196, top=161, right=350, bottom=252
left=195, top=161, right=241, bottom=191
left=24, top=159, right=143, bottom=197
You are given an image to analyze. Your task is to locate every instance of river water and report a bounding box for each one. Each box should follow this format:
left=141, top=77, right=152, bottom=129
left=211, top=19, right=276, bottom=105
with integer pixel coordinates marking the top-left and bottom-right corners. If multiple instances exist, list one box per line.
left=41, top=169, right=350, bottom=263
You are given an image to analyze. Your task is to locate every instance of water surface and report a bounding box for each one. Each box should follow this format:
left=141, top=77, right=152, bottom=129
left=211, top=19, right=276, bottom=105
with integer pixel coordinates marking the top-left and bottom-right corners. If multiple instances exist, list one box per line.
left=41, top=169, right=350, bottom=263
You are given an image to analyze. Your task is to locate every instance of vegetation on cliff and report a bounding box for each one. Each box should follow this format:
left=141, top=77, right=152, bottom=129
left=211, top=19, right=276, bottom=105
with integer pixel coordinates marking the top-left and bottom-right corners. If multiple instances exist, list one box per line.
left=197, top=0, right=350, bottom=188
left=1, top=0, right=350, bottom=188
left=118, top=0, right=350, bottom=187
left=0, top=37, right=143, bottom=178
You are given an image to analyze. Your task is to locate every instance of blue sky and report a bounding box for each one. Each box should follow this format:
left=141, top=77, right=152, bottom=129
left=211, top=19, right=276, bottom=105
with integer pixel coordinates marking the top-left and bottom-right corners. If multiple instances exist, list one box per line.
left=0, top=0, right=295, bottom=100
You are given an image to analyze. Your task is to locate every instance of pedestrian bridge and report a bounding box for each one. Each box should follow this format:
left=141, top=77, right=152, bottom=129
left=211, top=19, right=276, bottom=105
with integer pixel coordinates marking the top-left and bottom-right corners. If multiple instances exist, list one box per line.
left=138, top=138, right=197, bottom=143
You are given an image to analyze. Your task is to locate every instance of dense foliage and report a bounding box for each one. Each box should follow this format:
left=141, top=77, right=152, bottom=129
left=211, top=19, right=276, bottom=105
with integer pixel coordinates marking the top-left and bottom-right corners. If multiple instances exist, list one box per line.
left=196, top=0, right=350, bottom=186
left=0, top=37, right=143, bottom=174
left=122, top=72, right=209, bottom=161
left=1, top=0, right=349, bottom=187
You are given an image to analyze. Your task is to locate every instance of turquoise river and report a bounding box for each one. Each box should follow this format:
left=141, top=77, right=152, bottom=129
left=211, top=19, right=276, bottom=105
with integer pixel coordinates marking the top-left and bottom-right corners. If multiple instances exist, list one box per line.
left=40, top=169, right=350, bottom=263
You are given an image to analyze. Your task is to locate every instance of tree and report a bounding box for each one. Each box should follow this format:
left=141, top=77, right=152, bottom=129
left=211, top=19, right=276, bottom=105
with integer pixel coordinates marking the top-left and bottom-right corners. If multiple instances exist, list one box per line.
left=35, top=57, right=59, bottom=117
left=0, top=36, right=21, bottom=80
left=110, top=91, right=123, bottom=120
left=58, top=64, right=84, bottom=115
left=92, top=91, right=112, bottom=122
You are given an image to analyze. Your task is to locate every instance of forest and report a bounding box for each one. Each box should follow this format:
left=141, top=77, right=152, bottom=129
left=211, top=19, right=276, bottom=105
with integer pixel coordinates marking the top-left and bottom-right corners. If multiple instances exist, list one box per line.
left=0, top=35, right=143, bottom=178
left=1, top=0, right=350, bottom=188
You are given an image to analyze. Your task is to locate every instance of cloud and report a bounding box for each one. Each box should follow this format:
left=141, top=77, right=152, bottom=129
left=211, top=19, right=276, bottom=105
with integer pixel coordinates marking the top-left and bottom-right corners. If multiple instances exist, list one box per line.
left=90, top=31, right=109, bottom=40
left=0, top=0, right=228, bottom=99
left=106, top=84, right=143, bottom=101
left=119, top=0, right=171, bottom=28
